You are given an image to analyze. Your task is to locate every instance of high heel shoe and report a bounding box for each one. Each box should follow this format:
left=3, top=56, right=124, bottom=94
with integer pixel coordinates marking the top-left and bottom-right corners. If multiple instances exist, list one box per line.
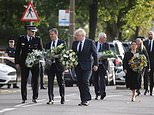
left=144, top=90, right=149, bottom=95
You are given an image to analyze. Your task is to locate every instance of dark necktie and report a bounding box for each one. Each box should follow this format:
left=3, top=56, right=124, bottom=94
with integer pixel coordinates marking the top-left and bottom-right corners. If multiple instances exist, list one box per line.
left=78, top=42, right=82, bottom=52
left=29, top=37, right=32, bottom=42
left=149, top=40, right=152, bottom=52
left=99, top=44, right=102, bottom=52
left=52, top=41, right=55, bottom=48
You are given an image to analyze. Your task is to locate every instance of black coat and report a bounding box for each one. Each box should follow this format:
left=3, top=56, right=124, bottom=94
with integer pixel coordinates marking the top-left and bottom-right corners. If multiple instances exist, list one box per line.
left=123, top=51, right=140, bottom=90
left=144, top=39, right=154, bottom=69
left=72, top=39, right=98, bottom=71
left=95, top=41, right=109, bottom=69
left=15, top=35, right=43, bottom=65
left=45, top=39, right=65, bottom=72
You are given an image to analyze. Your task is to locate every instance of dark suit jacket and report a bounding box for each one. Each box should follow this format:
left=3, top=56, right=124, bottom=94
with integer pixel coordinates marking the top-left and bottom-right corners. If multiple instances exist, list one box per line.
left=72, top=39, right=98, bottom=71
left=95, top=41, right=109, bottom=69
left=45, top=39, right=65, bottom=72
left=15, top=35, right=43, bottom=65
left=144, top=39, right=154, bottom=69
left=95, top=41, right=109, bottom=52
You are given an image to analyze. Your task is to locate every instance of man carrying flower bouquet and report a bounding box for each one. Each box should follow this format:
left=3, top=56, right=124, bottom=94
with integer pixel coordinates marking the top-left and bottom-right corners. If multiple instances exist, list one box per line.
left=45, top=28, right=65, bottom=104
left=72, top=28, right=98, bottom=106
left=15, top=25, right=43, bottom=103
left=93, top=32, right=109, bottom=100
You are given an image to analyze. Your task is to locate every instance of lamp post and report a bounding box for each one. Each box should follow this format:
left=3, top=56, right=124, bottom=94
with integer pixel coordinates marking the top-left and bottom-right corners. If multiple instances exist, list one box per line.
left=69, top=0, right=75, bottom=49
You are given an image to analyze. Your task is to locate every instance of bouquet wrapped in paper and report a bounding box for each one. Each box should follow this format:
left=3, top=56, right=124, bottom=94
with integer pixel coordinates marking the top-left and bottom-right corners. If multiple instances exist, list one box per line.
left=60, top=49, right=78, bottom=69
left=25, top=50, right=43, bottom=68
left=129, top=53, right=147, bottom=73
left=98, top=50, right=115, bottom=60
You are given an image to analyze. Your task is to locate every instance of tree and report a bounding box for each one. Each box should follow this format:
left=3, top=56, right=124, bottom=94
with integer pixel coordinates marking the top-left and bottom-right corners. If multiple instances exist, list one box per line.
left=122, top=0, right=154, bottom=39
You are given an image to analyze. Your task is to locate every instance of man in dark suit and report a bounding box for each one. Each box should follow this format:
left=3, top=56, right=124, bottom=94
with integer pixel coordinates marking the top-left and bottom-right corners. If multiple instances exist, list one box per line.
left=93, top=32, right=109, bottom=100
left=45, top=28, right=65, bottom=104
left=15, top=25, right=43, bottom=103
left=143, top=31, right=154, bottom=96
left=72, top=28, right=98, bottom=106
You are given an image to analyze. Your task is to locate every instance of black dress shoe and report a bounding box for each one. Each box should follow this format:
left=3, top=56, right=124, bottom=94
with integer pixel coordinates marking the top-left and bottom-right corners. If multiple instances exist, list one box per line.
left=78, top=103, right=82, bottom=106
left=21, top=100, right=25, bottom=103
left=32, top=99, right=37, bottom=103
left=40, top=86, right=46, bottom=89
left=78, top=102, right=89, bottom=106
left=46, top=100, right=54, bottom=104
left=100, top=93, right=106, bottom=100
left=61, top=97, right=65, bottom=104
left=95, top=95, right=98, bottom=100
left=7, top=84, right=11, bottom=88
left=144, top=90, right=149, bottom=95
left=136, top=90, right=141, bottom=96
left=150, top=93, right=153, bottom=96
left=13, top=85, right=19, bottom=88
left=82, top=102, right=89, bottom=106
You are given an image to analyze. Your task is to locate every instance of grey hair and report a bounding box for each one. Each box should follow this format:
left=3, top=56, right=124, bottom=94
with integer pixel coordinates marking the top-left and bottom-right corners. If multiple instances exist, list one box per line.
left=98, top=32, right=107, bottom=38
left=74, top=28, right=86, bottom=36
left=136, top=38, right=144, bottom=51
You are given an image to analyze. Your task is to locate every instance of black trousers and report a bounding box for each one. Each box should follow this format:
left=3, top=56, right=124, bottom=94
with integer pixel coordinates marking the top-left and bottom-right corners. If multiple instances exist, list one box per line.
left=40, top=64, right=44, bottom=87
left=149, top=68, right=154, bottom=93
left=20, top=64, right=39, bottom=100
left=75, top=65, right=91, bottom=103
left=143, top=68, right=149, bottom=90
left=93, top=64, right=106, bottom=96
left=46, top=63, right=65, bottom=101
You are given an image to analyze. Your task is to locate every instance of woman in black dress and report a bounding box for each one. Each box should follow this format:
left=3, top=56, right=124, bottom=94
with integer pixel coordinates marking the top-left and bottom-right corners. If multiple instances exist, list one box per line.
left=123, top=41, right=140, bottom=102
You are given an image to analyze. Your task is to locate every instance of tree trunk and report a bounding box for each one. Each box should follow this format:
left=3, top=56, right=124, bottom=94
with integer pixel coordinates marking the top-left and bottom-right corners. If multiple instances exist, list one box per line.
left=88, top=0, right=98, bottom=40
left=135, top=26, right=140, bottom=38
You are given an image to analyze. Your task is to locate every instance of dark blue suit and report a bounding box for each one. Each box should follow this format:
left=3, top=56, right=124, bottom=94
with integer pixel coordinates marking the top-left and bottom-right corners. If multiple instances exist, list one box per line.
left=15, top=35, right=43, bottom=101
left=72, top=39, right=98, bottom=103
left=93, top=41, right=109, bottom=98
left=45, top=39, right=65, bottom=102
left=144, top=39, right=154, bottom=94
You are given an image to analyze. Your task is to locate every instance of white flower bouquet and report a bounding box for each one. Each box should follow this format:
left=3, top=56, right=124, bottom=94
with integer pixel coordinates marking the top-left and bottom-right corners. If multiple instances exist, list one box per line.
left=60, top=49, right=78, bottom=69
left=44, top=44, right=65, bottom=68
left=25, top=50, right=43, bottom=68
left=98, top=50, right=115, bottom=60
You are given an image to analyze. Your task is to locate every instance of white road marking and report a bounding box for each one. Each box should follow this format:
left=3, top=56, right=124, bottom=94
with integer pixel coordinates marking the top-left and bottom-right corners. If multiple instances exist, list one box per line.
left=106, top=95, right=123, bottom=98
left=0, top=108, right=16, bottom=113
left=92, top=94, right=123, bottom=99
left=14, top=103, right=28, bottom=107
left=22, top=103, right=42, bottom=107
left=0, top=93, right=77, bottom=113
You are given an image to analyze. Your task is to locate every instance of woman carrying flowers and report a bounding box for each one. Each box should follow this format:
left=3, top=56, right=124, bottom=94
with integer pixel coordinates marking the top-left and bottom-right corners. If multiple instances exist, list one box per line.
left=123, top=40, right=147, bottom=102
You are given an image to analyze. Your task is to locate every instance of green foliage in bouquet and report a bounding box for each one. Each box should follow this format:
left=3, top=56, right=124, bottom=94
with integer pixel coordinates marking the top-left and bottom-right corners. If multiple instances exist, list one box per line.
left=98, top=50, right=115, bottom=60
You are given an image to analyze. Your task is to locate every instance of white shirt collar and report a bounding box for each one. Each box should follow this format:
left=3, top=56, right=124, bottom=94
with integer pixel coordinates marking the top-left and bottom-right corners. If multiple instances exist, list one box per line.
left=51, top=38, right=58, bottom=49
